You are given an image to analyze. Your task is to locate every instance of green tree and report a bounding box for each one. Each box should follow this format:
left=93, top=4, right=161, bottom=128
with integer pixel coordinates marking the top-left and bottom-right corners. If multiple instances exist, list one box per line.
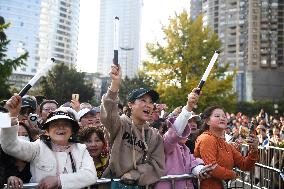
left=40, top=63, right=94, bottom=105
left=0, top=16, right=28, bottom=99
left=119, top=72, right=157, bottom=105
left=144, top=12, right=236, bottom=112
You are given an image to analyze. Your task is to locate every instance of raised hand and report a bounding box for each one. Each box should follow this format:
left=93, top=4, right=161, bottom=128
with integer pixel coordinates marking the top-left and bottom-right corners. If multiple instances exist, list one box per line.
left=173, top=106, right=182, bottom=115
left=109, top=64, right=122, bottom=92
left=247, top=134, right=259, bottom=152
left=70, top=99, right=80, bottom=112
left=5, top=94, right=21, bottom=117
left=186, top=88, right=200, bottom=111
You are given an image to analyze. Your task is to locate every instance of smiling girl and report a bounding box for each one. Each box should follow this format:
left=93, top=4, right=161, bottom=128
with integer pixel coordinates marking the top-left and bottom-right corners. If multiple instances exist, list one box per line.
left=100, top=64, right=165, bottom=188
left=194, top=106, right=259, bottom=189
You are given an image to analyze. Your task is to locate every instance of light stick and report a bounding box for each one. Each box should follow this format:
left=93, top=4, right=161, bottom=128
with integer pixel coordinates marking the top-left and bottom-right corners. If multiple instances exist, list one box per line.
left=113, top=16, right=119, bottom=66
left=196, top=51, right=220, bottom=94
left=19, top=58, right=55, bottom=97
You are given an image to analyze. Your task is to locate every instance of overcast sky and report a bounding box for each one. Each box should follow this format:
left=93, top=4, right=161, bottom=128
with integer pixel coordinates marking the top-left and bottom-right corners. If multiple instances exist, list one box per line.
left=76, top=0, right=190, bottom=73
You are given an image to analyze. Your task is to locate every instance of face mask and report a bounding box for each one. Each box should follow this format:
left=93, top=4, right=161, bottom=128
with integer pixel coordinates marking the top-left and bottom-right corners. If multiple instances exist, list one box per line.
left=18, top=136, right=30, bottom=142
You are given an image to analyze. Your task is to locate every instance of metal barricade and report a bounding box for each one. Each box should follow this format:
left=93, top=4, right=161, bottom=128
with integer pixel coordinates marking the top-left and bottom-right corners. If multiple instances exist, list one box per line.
left=2, top=174, right=196, bottom=189
left=2, top=146, right=283, bottom=189
left=226, top=145, right=284, bottom=189
left=159, top=174, right=197, bottom=189
left=94, top=174, right=197, bottom=189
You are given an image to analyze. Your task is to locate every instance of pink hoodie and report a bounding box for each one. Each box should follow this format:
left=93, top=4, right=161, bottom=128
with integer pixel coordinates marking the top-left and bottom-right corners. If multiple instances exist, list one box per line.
left=155, top=109, right=204, bottom=189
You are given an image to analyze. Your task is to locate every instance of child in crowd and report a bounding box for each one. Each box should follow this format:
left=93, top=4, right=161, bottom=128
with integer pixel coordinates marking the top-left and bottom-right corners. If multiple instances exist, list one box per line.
left=100, top=64, right=165, bottom=188
left=194, top=106, right=259, bottom=189
left=155, top=88, right=216, bottom=189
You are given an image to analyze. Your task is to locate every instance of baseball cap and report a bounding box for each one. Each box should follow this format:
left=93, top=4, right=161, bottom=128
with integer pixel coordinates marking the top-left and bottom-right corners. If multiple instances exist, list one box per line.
left=78, top=108, right=97, bottom=121
left=42, top=110, right=80, bottom=132
left=93, top=106, right=101, bottom=113
left=128, top=88, right=159, bottom=103
left=21, top=95, right=37, bottom=110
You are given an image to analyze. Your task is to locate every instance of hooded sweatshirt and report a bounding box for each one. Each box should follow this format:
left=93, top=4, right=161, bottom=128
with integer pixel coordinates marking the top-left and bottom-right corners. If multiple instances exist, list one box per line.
left=100, top=89, right=165, bottom=186
left=194, top=131, right=258, bottom=189
left=155, top=107, right=204, bottom=189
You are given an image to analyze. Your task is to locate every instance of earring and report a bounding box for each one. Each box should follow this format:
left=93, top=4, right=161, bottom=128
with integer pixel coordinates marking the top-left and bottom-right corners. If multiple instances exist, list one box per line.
left=47, top=136, right=50, bottom=140
left=69, top=136, right=73, bottom=140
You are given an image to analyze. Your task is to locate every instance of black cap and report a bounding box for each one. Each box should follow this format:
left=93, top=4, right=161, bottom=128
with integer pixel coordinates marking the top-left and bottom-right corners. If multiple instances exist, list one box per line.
left=21, top=96, right=37, bottom=110
left=127, top=88, right=159, bottom=103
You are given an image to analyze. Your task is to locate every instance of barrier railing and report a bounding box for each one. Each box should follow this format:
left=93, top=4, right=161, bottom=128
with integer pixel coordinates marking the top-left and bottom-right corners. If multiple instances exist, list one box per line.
left=2, top=146, right=283, bottom=189
left=226, top=145, right=284, bottom=189
left=97, top=174, right=197, bottom=189
left=226, top=163, right=283, bottom=189
left=3, top=174, right=196, bottom=189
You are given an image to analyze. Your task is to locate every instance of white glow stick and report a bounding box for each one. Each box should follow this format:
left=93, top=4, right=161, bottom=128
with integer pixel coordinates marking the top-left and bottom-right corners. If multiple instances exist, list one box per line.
left=196, top=51, right=219, bottom=94
left=113, top=16, right=119, bottom=65
left=19, top=58, right=55, bottom=96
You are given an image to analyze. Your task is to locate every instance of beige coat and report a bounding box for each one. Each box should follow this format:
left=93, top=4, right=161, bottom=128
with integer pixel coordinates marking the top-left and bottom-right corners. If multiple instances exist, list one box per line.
left=100, top=89, right=165, bottom=186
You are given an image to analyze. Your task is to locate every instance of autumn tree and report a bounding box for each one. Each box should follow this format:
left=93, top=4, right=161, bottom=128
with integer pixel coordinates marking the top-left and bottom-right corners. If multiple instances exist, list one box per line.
left=0, top=16, right=28, bottom=99
left=40, top=63, right=94, bottom=105
left=144, top=12, right=236, bottom=112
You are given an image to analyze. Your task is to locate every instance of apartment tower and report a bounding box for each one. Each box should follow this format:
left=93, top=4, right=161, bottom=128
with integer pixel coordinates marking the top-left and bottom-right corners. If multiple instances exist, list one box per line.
left=192, top=0, right=284, bottom=101
left=97, top=0, right=143, bottom=78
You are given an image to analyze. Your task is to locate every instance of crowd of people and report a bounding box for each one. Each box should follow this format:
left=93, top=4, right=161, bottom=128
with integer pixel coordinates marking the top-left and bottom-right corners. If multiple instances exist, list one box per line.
left=0, top=63, right=283, bottom=189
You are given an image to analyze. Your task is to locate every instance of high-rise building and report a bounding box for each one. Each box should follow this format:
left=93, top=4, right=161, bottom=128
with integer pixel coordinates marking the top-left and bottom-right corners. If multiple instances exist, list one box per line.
left=37, top=0, right=80, bottom=68
left=0, top=0, right=41, bottom=75
left=193, top=0, right=284, bottom=101
left=244, top=0, right=284, bottom=101
left=97, top=0, right=143, bottom=78
left=0, top=0, right=80, bottom=89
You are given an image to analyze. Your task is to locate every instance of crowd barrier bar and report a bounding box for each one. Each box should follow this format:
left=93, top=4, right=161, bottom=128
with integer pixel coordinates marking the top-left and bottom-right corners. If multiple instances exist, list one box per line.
left=3, top=174, right=196, bottom=189
left=94, top=174, right=197, bottom=189
left=3, top=146, right=283, bottom=189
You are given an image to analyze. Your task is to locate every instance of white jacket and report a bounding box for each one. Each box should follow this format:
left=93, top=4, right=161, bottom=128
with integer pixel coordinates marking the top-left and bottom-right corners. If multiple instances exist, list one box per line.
left=0, top=125, right=97, bottom=189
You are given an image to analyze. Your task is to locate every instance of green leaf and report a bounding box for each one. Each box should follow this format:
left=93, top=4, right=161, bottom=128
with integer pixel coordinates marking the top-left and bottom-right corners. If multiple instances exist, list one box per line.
left=143, top=12, right=237, bottom=112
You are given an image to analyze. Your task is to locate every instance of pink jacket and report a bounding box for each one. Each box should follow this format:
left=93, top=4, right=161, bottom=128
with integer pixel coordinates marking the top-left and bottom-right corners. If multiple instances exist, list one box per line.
left=155, top=120, right=204, bottom=189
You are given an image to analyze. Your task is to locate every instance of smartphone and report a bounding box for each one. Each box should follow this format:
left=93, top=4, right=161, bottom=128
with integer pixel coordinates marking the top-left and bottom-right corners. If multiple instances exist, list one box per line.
left=249, top=121, right=256, bottom=135
left=72, top=94, right=79, bottom=101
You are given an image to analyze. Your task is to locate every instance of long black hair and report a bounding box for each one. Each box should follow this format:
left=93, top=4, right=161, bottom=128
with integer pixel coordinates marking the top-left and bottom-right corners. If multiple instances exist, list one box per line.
left=192, top=106, right=225, bottom=143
